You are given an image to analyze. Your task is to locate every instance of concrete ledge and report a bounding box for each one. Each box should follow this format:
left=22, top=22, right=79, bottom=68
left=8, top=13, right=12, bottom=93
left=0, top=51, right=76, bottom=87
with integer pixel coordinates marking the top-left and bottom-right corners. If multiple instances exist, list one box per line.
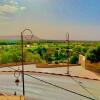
left=0, top=63, right=80, bottom=68
left=0, top=71, right=99, bottom=81
left=0, top=62, right=34, bottom=67
left=0, top=96, right=24, bottom=100
left=36, top=64, right=80, bottom=68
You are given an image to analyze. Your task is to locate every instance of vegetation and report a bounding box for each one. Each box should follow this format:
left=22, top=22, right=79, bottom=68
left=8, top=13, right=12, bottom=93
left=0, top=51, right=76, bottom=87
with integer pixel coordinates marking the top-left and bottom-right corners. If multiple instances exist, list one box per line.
left=86, top=46, right=100, bottom=63
left=0, top=40, right=100, bottom=65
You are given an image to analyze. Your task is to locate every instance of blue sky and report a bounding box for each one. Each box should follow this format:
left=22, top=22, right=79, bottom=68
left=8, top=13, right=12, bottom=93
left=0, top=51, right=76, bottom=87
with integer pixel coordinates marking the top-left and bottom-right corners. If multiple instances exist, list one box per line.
left=0, top=0, right=100, bottom=40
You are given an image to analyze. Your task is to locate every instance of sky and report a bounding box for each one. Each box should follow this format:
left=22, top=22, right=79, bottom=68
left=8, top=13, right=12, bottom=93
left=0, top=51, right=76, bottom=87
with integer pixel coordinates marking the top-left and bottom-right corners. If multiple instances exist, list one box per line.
left=0, top=0, right=100, bottom=40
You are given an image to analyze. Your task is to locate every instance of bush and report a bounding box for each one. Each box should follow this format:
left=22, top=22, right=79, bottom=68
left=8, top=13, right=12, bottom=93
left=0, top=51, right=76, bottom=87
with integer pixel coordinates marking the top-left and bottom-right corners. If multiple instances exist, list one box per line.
left=86, top=46, right=100, bottom=63
left=70, top=55, right=78, bottom=64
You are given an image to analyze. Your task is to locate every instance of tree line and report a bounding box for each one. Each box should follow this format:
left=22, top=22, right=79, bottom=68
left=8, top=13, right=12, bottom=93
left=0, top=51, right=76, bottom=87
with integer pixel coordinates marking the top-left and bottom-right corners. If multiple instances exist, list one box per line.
left=0, top=40, right=99, bottom=65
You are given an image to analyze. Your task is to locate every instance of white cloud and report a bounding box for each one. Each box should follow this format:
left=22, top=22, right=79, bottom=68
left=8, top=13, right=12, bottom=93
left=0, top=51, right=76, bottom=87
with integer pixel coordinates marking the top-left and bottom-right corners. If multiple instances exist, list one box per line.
left=0, top=4, right=26, bottom=15
left=0, top=4, right=18, bottom=14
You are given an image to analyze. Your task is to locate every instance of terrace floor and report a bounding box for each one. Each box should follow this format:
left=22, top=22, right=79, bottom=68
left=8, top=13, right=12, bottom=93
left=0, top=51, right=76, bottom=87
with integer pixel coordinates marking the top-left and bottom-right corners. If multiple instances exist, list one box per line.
left=0, top=64, right=99, bottom=80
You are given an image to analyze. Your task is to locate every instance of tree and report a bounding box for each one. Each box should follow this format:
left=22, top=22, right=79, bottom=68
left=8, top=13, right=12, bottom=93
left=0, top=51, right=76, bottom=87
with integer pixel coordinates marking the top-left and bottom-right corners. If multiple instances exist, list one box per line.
left=45, top=48, right=54, bottom=63
left=0, top=48, right=22, bottom=64
left=70, top=55, right=78, bottom=64
left=37, top=47, right=47, bottom=60
left=86, top=46, right=100, bottom=63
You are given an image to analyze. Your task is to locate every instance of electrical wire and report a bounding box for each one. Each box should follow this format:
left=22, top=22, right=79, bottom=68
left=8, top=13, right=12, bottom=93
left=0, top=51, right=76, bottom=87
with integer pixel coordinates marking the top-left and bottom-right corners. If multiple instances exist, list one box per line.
left=69, top=75, right=98, bottom=100
left=25, top=73, right=95, bottom=100
left=1, top=66, right=96, bottom=100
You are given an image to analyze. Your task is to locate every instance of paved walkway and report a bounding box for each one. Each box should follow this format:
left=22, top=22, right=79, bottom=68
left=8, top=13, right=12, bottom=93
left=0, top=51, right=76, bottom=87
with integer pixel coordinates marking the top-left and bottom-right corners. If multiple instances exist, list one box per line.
left=0, top=65, right=100, bottom=80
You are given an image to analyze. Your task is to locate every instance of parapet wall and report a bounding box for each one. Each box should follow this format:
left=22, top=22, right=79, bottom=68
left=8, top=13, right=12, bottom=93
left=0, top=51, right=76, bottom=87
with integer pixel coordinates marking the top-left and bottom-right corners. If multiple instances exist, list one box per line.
left=78, top=54, right=85, bottom=67
left=79, top=54, right=100, bottom=73
left=0, top=96, right=24, bottom=100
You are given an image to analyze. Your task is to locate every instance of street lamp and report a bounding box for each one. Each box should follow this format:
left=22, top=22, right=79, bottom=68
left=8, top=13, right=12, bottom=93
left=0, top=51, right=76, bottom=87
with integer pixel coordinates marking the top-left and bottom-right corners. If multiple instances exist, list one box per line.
left=66, top=33, right=70, bottom=75
left=21, top=29, right=33, bottom=96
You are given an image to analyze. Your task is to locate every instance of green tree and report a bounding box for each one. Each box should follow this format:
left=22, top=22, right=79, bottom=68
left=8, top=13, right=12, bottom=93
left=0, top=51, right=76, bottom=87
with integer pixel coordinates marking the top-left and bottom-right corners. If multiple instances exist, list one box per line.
left=70, top=55, right=78, bottom=64
left=45, top=48, right=54, bottom=63
left=86, top=46, right=100, bottom=63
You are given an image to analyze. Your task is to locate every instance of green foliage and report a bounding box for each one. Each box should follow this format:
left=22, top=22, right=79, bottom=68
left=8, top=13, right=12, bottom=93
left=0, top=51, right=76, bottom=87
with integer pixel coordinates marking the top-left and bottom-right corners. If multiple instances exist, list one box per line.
left=70, top=55, right=78, bottom=64
left=86, top=46, right=100, bottom=63
left=37, top=47, right=47, bottom=60
left=0, top=47, right=21, bottom=64
left=0, top=40, right=17, bottom=45
left=32, top=54, right=46, bottom=64
left=45, top=48, right=54, bottom=63
left=0, top=52, right=12, bottom=64
left=0, top=40, right=99, bottom=64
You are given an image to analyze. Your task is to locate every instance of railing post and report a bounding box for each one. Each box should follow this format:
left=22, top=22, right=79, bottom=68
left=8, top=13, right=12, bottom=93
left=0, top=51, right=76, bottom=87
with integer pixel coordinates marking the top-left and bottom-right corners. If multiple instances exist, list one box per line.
left=66, top=33, right=70, bottom=75
left=21, top=32, right=25, bottom=96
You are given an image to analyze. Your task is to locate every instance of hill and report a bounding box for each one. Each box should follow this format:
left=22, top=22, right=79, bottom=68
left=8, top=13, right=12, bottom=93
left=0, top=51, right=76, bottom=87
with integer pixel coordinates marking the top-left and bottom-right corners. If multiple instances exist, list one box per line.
left=0, top=35, right=40, bottom=41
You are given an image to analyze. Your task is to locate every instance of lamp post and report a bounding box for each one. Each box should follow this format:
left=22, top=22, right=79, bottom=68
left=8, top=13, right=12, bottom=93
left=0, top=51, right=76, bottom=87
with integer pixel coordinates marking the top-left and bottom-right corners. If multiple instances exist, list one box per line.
left=66, top=33, right=70, bottom=75
left=21, top=29, right=33, bottom=96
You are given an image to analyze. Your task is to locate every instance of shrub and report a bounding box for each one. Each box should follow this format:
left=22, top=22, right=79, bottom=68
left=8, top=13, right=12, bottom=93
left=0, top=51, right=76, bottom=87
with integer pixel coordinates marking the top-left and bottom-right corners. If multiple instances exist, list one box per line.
left=86, top=46, right=100, bottom=63
left=70, top=55, right=78, bottom=64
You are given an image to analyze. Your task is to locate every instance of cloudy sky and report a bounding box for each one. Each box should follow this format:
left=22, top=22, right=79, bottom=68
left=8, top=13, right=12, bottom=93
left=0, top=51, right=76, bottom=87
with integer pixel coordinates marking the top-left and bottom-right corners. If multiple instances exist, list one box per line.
left=0, top=0, right=100, bottom=40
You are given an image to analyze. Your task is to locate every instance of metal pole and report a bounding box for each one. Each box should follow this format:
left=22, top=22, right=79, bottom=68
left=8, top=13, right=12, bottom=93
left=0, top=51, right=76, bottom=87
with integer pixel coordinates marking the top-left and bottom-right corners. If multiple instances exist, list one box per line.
left=21, top=29, right=33, bottom=96
left=66, top=33, right=70, bottom=75
left=21, top=32, right=25, bottom=96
